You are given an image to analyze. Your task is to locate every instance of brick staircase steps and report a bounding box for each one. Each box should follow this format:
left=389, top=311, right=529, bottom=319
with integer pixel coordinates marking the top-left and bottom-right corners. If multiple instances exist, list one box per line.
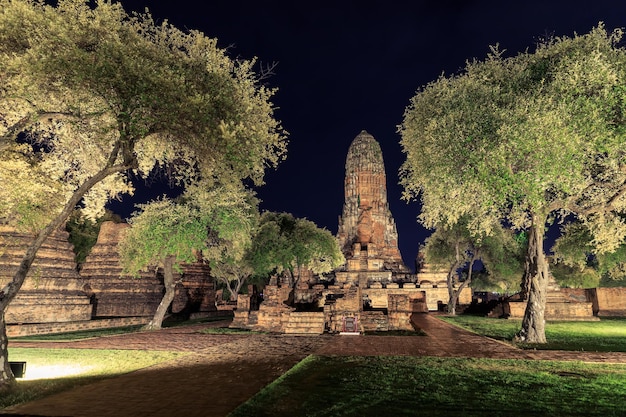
left=284, top=312, right=325, bottom=334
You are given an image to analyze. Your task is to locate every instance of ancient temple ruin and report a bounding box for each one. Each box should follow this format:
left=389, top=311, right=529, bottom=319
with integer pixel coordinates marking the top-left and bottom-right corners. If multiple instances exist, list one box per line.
left=2, top=221, right=218, bottom=336
left=0, top=224, right=93, bottom=328
left=232, top=130, right=471, bottom=334
left=336, top=130, right=410, bottom=283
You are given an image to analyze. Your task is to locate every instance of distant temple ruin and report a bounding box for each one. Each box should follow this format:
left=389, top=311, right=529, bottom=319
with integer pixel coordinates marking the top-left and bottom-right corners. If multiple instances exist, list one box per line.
left=232, top=130, right=471, bottom=334
left=336, top=130, right=410, bottom=284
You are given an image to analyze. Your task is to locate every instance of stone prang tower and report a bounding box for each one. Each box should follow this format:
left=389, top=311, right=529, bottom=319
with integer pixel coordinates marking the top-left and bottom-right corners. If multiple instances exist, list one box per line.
left=336, top=130, right=409, bottom=285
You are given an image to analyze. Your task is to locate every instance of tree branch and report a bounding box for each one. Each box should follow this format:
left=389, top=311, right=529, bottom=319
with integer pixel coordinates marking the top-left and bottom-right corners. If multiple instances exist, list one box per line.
left=1, top=110, right=105, bottom=151
left=570, top=177, right=626, bottom=216
left=0, top=140, right=132, bottom=303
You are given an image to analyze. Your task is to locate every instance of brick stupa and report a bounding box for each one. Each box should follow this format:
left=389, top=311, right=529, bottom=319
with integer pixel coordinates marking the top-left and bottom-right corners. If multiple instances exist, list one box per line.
left=336, top=130, right=410, bottom=285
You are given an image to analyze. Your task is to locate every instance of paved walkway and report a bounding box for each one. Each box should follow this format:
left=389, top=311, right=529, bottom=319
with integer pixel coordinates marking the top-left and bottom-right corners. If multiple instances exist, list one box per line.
left=3, top=314, right=626, bottom=417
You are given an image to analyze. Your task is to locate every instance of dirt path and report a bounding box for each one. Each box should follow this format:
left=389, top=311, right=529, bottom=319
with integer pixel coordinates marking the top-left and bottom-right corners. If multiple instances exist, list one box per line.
left=3, top=314, right=626, bottom=417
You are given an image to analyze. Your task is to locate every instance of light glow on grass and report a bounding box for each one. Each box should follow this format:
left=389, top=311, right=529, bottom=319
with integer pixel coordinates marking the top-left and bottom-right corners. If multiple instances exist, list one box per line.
left=20, top=364, right=96, bottom=380
left=2, top=348, right=187, bottom=410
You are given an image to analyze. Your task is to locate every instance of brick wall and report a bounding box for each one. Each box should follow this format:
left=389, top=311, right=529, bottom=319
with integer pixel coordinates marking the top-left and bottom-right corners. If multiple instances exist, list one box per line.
left=586, top=287, right=626, bottom=316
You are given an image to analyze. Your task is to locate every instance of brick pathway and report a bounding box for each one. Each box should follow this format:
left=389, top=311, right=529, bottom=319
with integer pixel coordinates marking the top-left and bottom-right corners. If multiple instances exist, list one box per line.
left=3, top=314, right=626, bottom=417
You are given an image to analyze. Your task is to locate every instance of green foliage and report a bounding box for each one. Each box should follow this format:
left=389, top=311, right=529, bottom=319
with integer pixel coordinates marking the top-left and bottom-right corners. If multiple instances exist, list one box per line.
left=0, top=0, right=287, bottom=223
left=550, top=262, right=601, bottom=289
left=424, top=219, right=524, bottom=293
left=118, top=198, right=209, bottom=276
left=118, top=183, right=261, bottom=300
left=232, top=355, right=626, bottom=417
left=186, top=183, right=260, bottom=299
left=553, top=221, right=626, bottom=287
left=0, top=0, right=286, bottom=388
left=400, top=24, right=626, bottom=249
left=400, top=24, right=626, bottom=340
left=474, top=231, right=526, bottom=293
left=248, top=212, right=345, bottom=281
left=65, top=209, right=121, bottom=266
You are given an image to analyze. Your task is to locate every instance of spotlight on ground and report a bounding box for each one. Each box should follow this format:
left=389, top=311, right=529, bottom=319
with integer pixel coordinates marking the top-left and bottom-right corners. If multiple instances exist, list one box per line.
left=9, top=361, right=26, bottom=379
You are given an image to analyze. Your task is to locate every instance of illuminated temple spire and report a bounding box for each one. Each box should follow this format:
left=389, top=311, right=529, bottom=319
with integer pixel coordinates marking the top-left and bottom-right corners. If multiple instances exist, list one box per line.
left=337, top=130, right=408, bottom=276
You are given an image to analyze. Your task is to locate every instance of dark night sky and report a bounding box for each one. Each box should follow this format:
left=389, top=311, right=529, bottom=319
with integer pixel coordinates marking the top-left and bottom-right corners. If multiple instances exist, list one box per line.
left=109, top=0, right=626, bottom=271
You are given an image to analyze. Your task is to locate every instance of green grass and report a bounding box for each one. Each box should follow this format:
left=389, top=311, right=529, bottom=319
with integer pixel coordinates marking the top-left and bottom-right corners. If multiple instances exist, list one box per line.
left=440, top=315, right=626, bottom=352
left=10, top=316, right=231, bottom=342
left=230, top=355, right=626, bottom=417
left=2, top=348, right=185, bottom=409
left=10, top=325, right=146, bottom=342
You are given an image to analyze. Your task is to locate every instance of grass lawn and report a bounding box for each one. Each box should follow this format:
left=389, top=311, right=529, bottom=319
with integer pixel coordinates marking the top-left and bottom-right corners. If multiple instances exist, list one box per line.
left=230, top=355, right=626, bottom=417
left=440, top=315, right=626, bottom=352
left=2, top=348, right=186, bottom=409
left=10, top=316, right=230, bottom=342
left=9, top=325, right=146, bottom=342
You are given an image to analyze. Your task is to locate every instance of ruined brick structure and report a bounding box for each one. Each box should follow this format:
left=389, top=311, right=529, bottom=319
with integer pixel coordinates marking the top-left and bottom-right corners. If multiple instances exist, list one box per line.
left=0, top=224, right=92, bottom=325
left=81, top=222, right=216, bottom=318
left=2, top=221, right=217, bottom=336
left=233, top=130, right=471, bottom=334
left=79, top=222, right=164, bottom=318
left=337, top=130, right=409, bottom=280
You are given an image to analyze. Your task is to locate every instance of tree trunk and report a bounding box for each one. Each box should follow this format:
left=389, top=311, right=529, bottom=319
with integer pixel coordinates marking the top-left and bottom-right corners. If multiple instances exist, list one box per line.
left=519, top=237, right=532, bottom=301
left=449, top=254, right=476, bottom=316
left=228, top=277, right=245, bottom=303
left=0, top=312, right=16, bottom=393
left=515, top=215, right=549, bottom=343
left=145, top=256, right=178, bottom=330
left=446, top=242, right=462, bottom=315
left=0, top=160, right=128, bottom=389
left=285, top=266, right=298, bottom=306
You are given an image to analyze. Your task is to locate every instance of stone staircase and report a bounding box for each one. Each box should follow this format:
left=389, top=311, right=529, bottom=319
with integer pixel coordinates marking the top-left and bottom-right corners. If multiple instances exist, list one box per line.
left=284, top=312, right=325, bottom=334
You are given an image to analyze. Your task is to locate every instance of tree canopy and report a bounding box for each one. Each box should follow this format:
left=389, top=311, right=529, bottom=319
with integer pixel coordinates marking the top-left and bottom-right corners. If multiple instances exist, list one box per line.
left=399, top=24, right=626, bottom=342
left=0, top=0, right=286, bottom=226
left=119, top=198, right=208, bottom=278
left=118, top=197, right=210, bottom=329
left=552, top=221, right=626, bottom=288
left=424, top=219, right=522, bottom=314
left=249, top=212, right=345, bottom=286
left=195, top=184, right=260, bottom=302
left=0, top=0, right=286, bottom=388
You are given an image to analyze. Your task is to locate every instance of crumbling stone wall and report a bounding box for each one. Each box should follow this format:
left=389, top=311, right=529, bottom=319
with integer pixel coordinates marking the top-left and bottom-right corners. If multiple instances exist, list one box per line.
left=0, top=224, right=92, bottom=324
left=585, top=287, right=626, bottom=316
left=80, top=222, right=163, bottom=317
left=364, top=283, right=469, bottom=311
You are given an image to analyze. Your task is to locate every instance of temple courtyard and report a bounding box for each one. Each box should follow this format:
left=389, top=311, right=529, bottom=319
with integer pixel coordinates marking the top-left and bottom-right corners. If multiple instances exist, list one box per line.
left=3, top=314, right=626, bottom=417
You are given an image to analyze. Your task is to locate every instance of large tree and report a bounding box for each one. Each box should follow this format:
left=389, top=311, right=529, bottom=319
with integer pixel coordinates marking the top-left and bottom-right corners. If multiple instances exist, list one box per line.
left=249, top=212, right=345, bottom=292
left=0, top=0, right=286, bottom=389
left=119, top=184, right=259, bottom=325
left=399, top=25, right=626, bottom=343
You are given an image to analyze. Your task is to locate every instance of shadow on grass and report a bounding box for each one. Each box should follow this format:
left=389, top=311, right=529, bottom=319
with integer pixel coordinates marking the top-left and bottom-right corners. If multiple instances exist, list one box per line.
left=230, top=355, right=626, bottom=417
